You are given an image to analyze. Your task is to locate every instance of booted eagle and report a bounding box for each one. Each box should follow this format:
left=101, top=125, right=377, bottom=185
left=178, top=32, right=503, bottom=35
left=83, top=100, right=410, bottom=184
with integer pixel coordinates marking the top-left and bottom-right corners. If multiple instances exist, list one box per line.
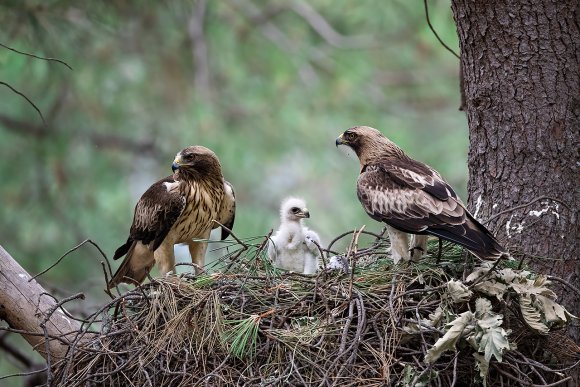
left=268, top=197, right=321, bottom=274
left=336, top=126, right=505, bottom=263
left=108, top=146, right=235, bottom=288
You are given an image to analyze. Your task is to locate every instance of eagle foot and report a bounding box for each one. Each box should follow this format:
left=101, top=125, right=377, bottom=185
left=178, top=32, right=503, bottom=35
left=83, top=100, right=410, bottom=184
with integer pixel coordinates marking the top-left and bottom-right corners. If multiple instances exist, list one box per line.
left=409, top=246, right=425, bottom=262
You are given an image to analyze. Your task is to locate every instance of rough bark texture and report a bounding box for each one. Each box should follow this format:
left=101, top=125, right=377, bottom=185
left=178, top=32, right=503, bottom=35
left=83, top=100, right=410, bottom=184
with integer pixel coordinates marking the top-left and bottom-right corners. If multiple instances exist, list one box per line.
left=0, top=245, right=82, bottom=360
left=451, top=0, right=579, bottom=337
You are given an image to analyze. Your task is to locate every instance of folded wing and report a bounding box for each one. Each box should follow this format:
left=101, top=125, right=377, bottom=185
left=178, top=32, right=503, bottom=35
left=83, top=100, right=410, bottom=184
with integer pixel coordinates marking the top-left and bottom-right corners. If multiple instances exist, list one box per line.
left=357, top=162, right=504, bottom=260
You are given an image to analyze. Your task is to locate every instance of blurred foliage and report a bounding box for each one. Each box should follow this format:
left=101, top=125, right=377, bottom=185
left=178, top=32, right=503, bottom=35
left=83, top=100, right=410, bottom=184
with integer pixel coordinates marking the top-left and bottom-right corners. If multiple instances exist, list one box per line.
left=0, top=1, right=466, bottom=380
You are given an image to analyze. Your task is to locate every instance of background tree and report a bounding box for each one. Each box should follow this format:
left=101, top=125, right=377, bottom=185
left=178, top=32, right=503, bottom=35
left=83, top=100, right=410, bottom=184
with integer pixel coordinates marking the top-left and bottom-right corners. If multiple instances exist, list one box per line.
left=451, top=0, right=579, bottom=339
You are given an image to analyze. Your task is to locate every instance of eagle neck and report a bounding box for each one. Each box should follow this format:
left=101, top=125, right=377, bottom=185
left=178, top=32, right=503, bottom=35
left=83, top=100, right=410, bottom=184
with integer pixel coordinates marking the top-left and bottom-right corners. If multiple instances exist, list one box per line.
left=359, top=148, right=408, bottom=168
left=174, top=169, right=224, bottom=188
left=357, top=138, right=405, bottom=167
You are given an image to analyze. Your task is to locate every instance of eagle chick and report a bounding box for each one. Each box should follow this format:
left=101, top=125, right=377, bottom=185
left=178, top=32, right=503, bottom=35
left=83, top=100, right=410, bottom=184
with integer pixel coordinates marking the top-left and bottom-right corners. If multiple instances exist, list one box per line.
left=268, top=197, right=321, bottom=274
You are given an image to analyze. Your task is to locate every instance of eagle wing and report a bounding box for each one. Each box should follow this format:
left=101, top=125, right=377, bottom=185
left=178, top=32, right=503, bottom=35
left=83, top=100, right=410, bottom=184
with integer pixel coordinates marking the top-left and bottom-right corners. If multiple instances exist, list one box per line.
left=216, top=180, right=236, bottom=240
left=113, top=176, right=186, bottom=260
left=357, top=162, right=504, bottom=259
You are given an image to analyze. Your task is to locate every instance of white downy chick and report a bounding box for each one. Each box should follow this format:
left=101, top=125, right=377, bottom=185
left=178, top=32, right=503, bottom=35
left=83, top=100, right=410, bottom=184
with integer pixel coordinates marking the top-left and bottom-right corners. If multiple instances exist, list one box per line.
left=268, top=197, right=321, bottom=274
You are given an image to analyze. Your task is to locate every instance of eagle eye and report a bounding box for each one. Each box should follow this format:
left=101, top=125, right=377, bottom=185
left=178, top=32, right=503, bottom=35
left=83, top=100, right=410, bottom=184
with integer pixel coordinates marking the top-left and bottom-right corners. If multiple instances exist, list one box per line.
left=290, top=207, right=300, bottom=213
left=345, top=132, right=356, bottom=141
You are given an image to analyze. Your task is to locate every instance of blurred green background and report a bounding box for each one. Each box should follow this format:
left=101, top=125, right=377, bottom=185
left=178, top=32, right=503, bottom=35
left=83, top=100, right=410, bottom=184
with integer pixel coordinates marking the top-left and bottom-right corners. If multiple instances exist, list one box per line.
left=0, top=0, right=465, bottom=382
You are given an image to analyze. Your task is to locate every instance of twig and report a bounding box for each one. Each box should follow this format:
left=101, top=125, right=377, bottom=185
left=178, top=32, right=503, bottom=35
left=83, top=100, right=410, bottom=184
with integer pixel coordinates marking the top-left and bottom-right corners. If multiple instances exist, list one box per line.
left=327, top=229, right=386, bottom=255
left=347, top=225, right=365, bottom=299
left=212, top=220, right=247, bottom=247
left=38, top=292, right=89, bottom=324
left=0, top=367, right=48, bottom=382
left=0, top=42, right=72, bottom=70
left=0, top=81, right=45, bottom=124
left=30, top=239, right=111, bottom=282
left=423, top=0, right=460, bottom=59
left=467, top=257, right=504, bottom=290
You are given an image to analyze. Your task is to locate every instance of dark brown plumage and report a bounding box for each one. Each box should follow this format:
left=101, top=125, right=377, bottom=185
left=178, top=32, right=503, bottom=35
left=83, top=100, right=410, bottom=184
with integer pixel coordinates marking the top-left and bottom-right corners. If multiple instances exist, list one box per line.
left=336, top=126, right=505, bottom=262
left=108, top=146, right=235, bottom=288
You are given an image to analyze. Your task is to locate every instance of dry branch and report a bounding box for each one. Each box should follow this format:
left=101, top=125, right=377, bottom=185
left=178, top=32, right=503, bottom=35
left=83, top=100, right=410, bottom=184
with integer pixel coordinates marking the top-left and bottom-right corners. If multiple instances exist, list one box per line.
left=0, top=245, right=85, bottom=360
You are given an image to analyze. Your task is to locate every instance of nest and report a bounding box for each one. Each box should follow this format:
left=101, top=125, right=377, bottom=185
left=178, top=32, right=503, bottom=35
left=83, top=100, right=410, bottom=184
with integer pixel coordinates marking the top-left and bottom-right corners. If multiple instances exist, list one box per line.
left=52, top=231, right=579, bottom=386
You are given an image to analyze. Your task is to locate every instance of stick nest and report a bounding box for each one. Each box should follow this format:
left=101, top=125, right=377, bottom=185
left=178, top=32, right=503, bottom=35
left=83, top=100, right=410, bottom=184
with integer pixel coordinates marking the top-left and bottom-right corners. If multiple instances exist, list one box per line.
left=52, top=231, right=579, bottom=386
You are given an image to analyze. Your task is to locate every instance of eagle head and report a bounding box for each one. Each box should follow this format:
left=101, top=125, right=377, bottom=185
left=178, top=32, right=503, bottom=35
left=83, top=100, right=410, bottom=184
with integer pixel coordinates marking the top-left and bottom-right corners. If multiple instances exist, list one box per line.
left=336, top=126, right=404, bottom=165
left=280, top=197, right=310, bottom=222
left=172, top=145, right=222, bottom=177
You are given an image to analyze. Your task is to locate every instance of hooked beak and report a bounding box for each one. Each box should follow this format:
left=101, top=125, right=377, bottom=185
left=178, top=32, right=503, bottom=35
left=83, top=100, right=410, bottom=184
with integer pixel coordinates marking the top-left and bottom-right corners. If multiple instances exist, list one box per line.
left=335, top=133, right=346, bottom=147
left=172, top=156, right=182, bottom=172
left=298, top=208, right=310, bottom=219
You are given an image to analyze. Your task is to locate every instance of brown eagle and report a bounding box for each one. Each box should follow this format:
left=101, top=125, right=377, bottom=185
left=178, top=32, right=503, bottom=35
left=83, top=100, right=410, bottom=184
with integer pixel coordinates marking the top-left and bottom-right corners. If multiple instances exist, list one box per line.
left=108, top=145, right=235, bottom=288
left=336, top=126, right=505, bottom=263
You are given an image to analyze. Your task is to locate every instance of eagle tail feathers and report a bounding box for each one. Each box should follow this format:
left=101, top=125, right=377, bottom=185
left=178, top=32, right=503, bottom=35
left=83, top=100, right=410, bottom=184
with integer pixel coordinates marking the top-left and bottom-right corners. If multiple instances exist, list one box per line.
left=113, top=237, right=133, bottom=260
left=107, top=241, right=154, bottom=289
left=428, top=215, right=505, bottom=261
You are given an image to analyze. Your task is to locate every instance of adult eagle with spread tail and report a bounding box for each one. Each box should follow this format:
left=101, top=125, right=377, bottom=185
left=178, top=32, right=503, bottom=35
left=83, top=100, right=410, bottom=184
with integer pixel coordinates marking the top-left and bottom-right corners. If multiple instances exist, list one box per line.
left=336, top=126, right=505, bottom=263
left=108, top=145, right=235, bottom=288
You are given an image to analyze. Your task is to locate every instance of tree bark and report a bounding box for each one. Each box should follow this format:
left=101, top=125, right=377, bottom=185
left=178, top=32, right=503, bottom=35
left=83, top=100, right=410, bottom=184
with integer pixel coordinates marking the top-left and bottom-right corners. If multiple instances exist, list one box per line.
left=451, top=0, right=579, bottom=337
left=0, top=245, right=83, bottom=360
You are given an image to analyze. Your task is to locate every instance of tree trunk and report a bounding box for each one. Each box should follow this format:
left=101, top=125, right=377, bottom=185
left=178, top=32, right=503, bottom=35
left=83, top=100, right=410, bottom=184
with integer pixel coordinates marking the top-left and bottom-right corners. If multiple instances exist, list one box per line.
left=0, top=245, right=83, bottom=360
left=451, top=0, right=579, bottom=337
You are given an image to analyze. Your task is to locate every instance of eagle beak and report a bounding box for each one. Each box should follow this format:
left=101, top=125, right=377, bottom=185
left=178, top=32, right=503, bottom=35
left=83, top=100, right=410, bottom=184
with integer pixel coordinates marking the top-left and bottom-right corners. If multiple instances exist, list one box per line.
left=335, top=133, right=346, bottom=147
left=172, top=156, right=181, bottom=172
left=299, top=209, right=310, bottom=218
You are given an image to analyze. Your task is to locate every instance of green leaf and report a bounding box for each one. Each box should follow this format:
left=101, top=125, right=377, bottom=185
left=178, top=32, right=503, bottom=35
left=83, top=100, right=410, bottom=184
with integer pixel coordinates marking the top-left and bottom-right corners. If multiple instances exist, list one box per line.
left=425, top=311, right=474, bottom=364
